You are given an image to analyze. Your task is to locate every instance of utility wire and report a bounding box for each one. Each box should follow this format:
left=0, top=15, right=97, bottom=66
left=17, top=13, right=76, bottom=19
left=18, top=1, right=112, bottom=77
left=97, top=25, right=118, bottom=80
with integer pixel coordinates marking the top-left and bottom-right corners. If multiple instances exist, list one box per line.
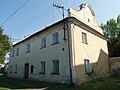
left=10, top=5, right=52, bottom=41
left=73, top=25, right=92, bottom=61
left=0, top=0, right=31, bottom=26
left=15, top=5, right=52, bottom=32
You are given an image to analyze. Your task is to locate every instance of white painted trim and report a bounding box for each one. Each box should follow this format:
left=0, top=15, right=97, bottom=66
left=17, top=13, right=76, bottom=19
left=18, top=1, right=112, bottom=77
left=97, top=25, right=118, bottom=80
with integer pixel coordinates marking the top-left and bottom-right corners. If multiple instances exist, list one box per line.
left=71, top=24, right=76, bottom=82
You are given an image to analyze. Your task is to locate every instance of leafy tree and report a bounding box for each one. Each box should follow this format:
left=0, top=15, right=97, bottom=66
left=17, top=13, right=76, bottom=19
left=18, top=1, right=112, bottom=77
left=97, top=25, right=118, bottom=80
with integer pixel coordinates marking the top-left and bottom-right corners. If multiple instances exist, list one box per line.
left=0, top=27, right=10, bottom=63
left=108, top=38, right=120, bottom=57
left=117, top=15, right=120, bottom=37
left=101, top=19, right=118, bottom=38
left=101, top=15, right=120, bottom=57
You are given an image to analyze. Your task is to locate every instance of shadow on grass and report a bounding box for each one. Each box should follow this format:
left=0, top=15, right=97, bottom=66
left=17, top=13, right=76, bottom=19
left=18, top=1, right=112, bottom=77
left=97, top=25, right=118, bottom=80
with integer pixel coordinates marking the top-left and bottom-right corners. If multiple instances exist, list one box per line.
left=0, top=73, right=78, bottom=90
left=0, top=73, right=120, bottom=90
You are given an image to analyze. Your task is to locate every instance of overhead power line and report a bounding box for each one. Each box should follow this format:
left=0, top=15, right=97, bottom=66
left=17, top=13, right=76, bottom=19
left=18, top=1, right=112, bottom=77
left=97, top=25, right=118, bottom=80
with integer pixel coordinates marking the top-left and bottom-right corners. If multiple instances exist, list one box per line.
left=0, top=0, right=31, bottom=26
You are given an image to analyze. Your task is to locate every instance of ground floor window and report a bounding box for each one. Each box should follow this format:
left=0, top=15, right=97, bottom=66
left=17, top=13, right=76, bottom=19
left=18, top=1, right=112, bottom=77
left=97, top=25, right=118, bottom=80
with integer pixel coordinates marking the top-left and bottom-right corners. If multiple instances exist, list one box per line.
left=52, top=60, right=59, bottom=74
left=40, top=61, right=45, bottom=74
left=14, top=65, right=17, bottom=73
left=30, top=65, right=34, bottom=73
left=84, top=59, right=91, bottom=73
left=9, top=65, right=13, bottom=73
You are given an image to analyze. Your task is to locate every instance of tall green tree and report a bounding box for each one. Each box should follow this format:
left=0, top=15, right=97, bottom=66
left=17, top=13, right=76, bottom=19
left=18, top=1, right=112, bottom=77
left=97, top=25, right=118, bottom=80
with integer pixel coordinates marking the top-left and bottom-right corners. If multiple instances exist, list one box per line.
left=101, top=19, right=117, bottom=38
left=0, top=27, right=10, bottom=63
left=101, top=15, right=120, bottom=57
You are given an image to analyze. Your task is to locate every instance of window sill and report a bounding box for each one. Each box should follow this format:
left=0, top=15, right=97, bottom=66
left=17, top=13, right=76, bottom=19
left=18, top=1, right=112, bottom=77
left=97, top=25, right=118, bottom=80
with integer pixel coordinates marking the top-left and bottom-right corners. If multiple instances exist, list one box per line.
left=51, top=42, right=59, bottom=46
left=85, top=72, right=92, bottom=75
left=40, top=46, right=46, bottom=49
left=82, top=42, right=88, bottom=45
left=51, top=72, right=60, bottom=75
left=39, top=72, right=45, bottom=74
left=26, top=51, right=30, bottom=53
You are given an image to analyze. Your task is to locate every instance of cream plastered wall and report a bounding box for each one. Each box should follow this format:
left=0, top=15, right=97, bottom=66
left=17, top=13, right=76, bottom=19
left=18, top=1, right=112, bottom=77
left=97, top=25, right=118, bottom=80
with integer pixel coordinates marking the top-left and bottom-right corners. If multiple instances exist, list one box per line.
left=71, top=24, right=109, bottom=83
left=8, top=24, right=71, bottom=83
left=68, top=3, right=103, bottom=34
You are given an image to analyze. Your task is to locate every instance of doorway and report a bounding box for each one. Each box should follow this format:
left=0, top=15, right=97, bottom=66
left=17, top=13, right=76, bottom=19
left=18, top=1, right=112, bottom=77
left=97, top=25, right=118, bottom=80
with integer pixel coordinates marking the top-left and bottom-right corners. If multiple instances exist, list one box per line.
left=24, top=63, right=29, bottom=79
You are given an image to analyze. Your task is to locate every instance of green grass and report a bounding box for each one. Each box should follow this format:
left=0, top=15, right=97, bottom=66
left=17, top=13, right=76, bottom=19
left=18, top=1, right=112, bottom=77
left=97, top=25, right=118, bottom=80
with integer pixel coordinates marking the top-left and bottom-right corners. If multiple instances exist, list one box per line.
left=0, top=73, right=120, bottom=90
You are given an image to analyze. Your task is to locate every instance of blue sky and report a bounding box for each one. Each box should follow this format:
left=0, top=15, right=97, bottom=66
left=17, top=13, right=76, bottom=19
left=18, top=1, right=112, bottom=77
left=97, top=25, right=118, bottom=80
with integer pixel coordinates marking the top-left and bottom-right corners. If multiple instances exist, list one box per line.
left=0, top=0, right=120, bottom=41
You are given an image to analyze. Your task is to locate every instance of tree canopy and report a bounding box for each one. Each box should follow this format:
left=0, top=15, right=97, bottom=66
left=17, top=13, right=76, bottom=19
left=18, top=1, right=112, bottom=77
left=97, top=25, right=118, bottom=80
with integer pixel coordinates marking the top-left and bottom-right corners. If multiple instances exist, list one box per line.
left=101, top=15, right=120, bottom=57
left=101, top=15, right=120, bottom=38
left=0, top=27, right=10, bottom=63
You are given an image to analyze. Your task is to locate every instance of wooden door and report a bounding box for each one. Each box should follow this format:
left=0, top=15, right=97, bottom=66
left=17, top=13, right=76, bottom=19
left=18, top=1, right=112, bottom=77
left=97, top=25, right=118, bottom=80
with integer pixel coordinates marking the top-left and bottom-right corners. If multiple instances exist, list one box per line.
left=24, top=63, right=29, bottom=79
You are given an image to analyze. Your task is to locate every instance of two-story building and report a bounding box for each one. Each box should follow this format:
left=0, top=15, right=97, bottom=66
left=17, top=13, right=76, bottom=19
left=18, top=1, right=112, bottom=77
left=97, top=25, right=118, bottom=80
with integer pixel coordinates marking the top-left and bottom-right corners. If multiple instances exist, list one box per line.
left=8, top=3, right=109, bottom=84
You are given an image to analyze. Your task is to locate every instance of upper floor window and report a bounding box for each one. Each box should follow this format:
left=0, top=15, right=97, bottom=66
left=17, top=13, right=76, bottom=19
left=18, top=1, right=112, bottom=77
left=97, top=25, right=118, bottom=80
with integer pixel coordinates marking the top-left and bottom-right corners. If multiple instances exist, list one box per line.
left=82, top=32, right=87, bottom=44
left=11, top=50, right=14, bottom=57
left=26, top=43, right=30, bottom=53
left=88, top=19, right=90, bottom=23
left=52, top=60, right=59, bottom=74
left=41, top=37, right=46, bottom=48
left=52, top=32, right=59, bottom=44
left=40, top=61, right=45, bottom=74
left=16, top=48, right=19, bottom=56
left=84, top=59, right=91, bottom=74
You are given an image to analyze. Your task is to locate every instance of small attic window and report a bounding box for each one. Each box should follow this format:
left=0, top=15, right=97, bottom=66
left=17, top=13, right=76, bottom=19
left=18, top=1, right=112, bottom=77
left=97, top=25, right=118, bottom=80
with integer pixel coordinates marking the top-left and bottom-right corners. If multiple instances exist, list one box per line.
left=88, top=19, right=90, bottom=23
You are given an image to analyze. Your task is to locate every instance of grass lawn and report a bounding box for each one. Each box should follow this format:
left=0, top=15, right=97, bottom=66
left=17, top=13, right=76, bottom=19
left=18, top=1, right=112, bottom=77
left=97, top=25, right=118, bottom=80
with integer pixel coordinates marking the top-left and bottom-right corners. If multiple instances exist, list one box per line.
left=0, top=73, right=120, bottom=90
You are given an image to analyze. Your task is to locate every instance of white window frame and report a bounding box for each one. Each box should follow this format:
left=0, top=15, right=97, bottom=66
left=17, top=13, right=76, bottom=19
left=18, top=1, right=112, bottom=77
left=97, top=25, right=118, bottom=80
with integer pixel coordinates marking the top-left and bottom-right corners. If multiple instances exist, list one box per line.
left=52, top=60, right=59, bottom=74
left=40, top=61, right=45, bottom=74
left=14, top=65, right=17, bottom=73
left=82, top=32, right=87, bottom=44
left=52, top=32, right=59, bottom=44
left=26, top=43, right=30, bottom=53
left=41, top=37, right=46, bottom=48
left=16, top=48, right=19, bottom=56
left=11, top=50, right=14, bottom=57
left=84, top=59, right=91, bottom=73
left=10, top=65, right=13, bottom=73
